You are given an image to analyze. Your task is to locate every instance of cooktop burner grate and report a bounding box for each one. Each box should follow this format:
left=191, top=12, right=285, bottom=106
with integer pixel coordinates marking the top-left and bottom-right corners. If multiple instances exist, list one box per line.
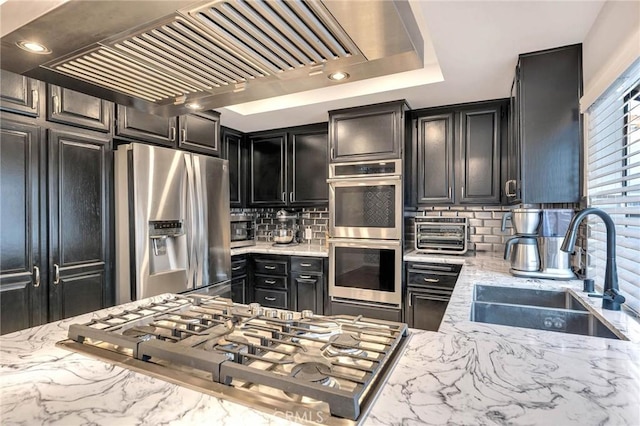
left=61, top=294, right=408, bottom=423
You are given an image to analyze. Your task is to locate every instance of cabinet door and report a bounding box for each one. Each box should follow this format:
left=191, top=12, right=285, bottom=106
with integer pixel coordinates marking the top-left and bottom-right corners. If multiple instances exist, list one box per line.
left=505, top=72, right=522, bottom=203
left=48, top=130, right=110, bottom=321
left=329, top=102, right=405, bottom=162
left=406, top=290, right=449, bottom=331
left=289, top=124, right=328, bottom=206
left=0, top=120, right=46, bottom=334
left=292, top=273, right=323, bottom=314
left=0, top=70, right=40, bottom=117
left=47, top=85, right=111, bottom=132
left=116, top=105, right=177, bottom=147
left=178, top=112, right=221, bottom=156
left=519, top=44, right=582, bottom=203
left=222, top=128, right=245, bottom=207
left=249, top=133, right=287, bottom=206
left=457, top=106, right=501, bottom=204
left=231, top=276, right=247, bottom=304
left=416, top=113, right=455, bottom=204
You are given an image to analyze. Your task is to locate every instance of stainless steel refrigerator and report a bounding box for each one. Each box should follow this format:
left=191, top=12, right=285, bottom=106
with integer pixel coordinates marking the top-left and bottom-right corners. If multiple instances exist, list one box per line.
left=114, top=143, right=231, bottom=304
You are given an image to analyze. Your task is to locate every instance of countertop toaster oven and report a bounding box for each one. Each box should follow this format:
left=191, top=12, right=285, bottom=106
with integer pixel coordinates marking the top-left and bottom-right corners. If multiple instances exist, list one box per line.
left=414, top=216, right=468, bottom=254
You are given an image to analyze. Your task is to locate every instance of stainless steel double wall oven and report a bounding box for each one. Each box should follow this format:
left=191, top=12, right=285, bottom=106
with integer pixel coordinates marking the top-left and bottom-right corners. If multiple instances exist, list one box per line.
left=328, top=159, right=403, bottom=308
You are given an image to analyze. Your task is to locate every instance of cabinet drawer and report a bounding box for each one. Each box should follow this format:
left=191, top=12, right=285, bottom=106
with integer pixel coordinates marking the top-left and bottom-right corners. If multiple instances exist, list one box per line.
left=254, top=259, right=287, bottom=276
left=255, top=288, right=287, bottom=309
left=231, top=258, right=247, bottom=277
left=291, top=256, right=322, bottom=273
left=254, top=275, right=287, bottom=290
left=407, top=271, right=458, bottom=290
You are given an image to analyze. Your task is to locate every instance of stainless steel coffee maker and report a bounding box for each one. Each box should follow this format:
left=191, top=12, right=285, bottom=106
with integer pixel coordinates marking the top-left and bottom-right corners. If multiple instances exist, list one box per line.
left=502, top=208, right=575, bottom=279
left=502, top=208, right=542, bottom=273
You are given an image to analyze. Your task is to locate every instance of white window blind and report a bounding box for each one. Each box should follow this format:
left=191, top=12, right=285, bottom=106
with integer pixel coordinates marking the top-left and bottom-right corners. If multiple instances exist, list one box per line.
left=586, top=58, right=640, bottom=316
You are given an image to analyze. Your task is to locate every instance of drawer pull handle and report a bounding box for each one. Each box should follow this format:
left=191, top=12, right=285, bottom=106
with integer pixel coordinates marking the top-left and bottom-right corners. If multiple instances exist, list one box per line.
left=264, top=279, right=277, bottom=284
left=264, top=296, right=277, bottom=301
left=299, top=275, right=312, bottom=279
left=424, top=278, right=440, bottom=283
left=300, top=263, right=312, bottom=267
left=264, top=265, right=276, bottom=270
left=232, top=266, right=242, bottom=271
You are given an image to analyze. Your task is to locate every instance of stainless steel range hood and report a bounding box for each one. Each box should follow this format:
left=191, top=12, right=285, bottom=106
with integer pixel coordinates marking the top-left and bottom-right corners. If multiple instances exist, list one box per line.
left=0, top=0, right=423, bottom=116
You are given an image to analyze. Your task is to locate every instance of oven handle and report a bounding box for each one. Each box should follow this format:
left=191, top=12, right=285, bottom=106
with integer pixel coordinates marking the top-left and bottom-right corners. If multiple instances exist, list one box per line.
left=328, top=238, right=401, bottom=248
left=326, top=175, right=401, bottom=184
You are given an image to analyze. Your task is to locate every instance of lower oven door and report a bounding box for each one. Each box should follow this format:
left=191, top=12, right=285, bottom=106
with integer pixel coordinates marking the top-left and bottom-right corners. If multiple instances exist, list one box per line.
left=406, top=287, right=451, bottom=331
left=329, top=238, right=402, bottom=308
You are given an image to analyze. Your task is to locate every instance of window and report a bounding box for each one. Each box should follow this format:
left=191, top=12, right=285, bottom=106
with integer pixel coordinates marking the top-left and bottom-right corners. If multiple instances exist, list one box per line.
left=586, top=59, right=640, bottom=315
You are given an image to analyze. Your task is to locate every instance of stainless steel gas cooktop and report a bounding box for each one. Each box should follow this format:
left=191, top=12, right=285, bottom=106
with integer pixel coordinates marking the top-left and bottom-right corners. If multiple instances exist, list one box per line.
left=58, top=295, right=409, bottom=425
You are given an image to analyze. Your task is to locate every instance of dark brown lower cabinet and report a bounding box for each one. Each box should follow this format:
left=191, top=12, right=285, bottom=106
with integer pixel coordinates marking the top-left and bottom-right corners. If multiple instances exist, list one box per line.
left=0, top=119, right=111, bottom=335
left=48, top=129, right=111, bottom=321
left=0, top=119, right=46, bottom=334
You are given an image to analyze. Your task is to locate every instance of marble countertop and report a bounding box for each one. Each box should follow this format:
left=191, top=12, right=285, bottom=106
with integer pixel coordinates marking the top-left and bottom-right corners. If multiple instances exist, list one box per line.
left=2, top=252, right=639, bottom=425
left=231, top=241, right=328, bottom=257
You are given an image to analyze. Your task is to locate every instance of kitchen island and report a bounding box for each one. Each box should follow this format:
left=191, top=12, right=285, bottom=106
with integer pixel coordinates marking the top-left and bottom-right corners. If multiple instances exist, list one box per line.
left=2, top=253, right=639, bottom=425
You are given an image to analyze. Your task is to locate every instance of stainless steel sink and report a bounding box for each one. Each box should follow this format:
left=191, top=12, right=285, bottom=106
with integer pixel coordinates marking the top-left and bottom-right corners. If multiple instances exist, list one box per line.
left=473, top=285, right=588, bottom=311
left=470, top=285, right=625, bottom=340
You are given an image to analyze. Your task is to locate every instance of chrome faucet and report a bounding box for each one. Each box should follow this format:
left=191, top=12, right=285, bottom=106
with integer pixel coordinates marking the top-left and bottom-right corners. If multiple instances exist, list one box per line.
left=561, top=208, right=625, bottom=311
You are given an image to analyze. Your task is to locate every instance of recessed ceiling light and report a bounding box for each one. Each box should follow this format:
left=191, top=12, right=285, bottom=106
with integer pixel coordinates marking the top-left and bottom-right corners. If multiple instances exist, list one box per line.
left=328, top=72, right=349, bottom=82
left=185, top=103, right=202, bottom=110
left=16, top=40, right=51, bottom=54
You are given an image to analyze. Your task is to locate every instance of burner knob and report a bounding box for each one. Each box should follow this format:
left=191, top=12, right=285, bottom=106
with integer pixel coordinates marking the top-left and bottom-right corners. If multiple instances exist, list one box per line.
left=249, top=303, right=262, bottom=316
left=265, top=309, right=278, bottom=318
left=301, top=310, right=314, bottom=319
left=279, top=311, right=294, bottom=321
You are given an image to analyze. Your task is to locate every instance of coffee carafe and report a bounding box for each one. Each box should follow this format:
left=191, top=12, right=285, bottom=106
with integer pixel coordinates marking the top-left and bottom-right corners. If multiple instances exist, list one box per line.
left=503, top=208, right=541, bottom=273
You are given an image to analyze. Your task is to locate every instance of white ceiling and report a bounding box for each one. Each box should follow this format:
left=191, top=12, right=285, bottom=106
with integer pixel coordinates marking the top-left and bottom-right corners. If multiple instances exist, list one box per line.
left=219, top=0, right=605, bottom=133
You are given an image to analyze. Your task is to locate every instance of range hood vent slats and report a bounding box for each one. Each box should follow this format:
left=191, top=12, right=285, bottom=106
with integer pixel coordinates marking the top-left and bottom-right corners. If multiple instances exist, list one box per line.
left=71, top=56, right=178, bottom=99
left=95, top=49, right=199, bottom=94
left=117, top=38, right=217, bottom=90
left=154, top=26, right=244, bottom=84
left=197, top=10, right=291, bottom=73
left=170, top=18, right=269, bottom=80
left=230, top=1, right=316, bottom=65
left=137, top=31, right=230, bottom=87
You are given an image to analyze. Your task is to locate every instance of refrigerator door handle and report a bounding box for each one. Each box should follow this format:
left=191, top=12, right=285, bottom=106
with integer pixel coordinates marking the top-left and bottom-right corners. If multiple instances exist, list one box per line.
left=184, top=154, right=197, bottom=290
left=193, top=155, right=207, bottom=288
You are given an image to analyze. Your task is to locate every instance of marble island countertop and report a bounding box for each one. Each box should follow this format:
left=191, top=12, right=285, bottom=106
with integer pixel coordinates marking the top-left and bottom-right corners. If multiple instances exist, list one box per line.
left=2, top=252, right=639, bottom=425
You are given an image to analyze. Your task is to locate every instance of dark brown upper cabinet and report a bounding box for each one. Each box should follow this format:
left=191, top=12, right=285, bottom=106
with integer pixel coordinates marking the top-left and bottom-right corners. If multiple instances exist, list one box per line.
left=329, top=100, right=407, bottom=162
left=249, top=131, right=287, bottom=206
left=116, top=105, right=177, bottom=147
left=506, top=44, right=582, bottom=204
left=222, top=127, right=245, bottom=208
left=47, top=85, right=112, bottom=132
left=177, top=111, right=221, bottom=156
left=288, top=123, right=328, bottom=206
left=416, top=113, right=455, bottom=204
left=457, top=105, right=502, bottom=204
left=249, top=123, right=328, bottom=207
left=0, top=70, right=41, bottom=117
left=410, top=100, right=507, bottom=206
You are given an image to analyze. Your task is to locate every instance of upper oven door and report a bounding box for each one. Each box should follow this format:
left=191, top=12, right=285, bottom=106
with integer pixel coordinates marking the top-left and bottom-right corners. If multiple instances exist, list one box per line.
left=328, top=175, right=402, bottom=239
left=329, top=238, right=402, bottom=307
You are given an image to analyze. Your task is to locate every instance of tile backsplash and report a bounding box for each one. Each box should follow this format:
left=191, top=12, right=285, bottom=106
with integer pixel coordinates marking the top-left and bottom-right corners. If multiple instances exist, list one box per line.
left=232, top=206, right=328, bottom=246
left=405, top=203, right=580, bottom=253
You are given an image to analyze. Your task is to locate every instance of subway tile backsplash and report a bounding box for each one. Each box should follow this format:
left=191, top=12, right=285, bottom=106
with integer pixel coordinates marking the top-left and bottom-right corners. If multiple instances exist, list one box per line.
left=232, top=206, right=328, bottom=246
left=405, top=203, right=579, bottom=253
